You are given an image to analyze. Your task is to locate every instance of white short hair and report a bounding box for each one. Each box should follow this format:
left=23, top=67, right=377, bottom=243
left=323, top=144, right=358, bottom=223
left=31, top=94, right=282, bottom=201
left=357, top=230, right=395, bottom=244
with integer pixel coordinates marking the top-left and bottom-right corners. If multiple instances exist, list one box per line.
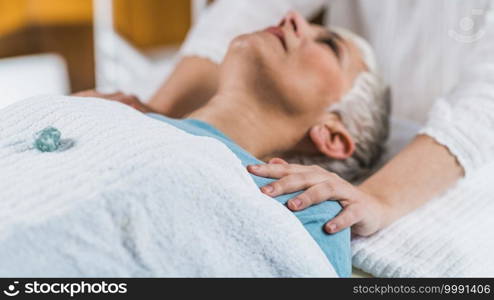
left=288, top=28, right=391, bottom=181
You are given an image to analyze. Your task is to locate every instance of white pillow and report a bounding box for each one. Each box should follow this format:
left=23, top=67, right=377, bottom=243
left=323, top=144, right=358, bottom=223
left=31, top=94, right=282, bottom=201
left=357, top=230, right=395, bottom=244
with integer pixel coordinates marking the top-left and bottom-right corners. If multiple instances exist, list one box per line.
left=0, top=54, right=69, bottom=110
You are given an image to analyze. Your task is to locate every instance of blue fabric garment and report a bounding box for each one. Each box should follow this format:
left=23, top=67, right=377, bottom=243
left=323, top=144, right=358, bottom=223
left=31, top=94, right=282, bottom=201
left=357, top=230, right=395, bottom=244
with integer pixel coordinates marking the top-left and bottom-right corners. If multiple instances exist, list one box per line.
left=147, top=113, right=351, bottom=277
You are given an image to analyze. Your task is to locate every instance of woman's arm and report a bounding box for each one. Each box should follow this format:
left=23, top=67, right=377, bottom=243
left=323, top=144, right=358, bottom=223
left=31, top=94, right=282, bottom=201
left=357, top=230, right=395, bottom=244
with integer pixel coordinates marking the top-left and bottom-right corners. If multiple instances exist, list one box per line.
left=148, top=57, right=219, bottom=118
left=357, top=134, right=463, bottom=231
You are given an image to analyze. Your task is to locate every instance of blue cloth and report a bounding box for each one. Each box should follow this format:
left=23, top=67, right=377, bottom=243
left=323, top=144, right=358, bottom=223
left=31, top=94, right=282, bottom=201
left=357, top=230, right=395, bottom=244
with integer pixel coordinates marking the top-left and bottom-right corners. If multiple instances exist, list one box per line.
left=147, top=113, right=351, bottom=277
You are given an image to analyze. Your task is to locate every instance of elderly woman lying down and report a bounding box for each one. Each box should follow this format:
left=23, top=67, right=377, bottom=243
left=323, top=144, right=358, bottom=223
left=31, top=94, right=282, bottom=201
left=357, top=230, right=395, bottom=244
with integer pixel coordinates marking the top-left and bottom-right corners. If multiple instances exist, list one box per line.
left=76, top=12, right=390, bottom=277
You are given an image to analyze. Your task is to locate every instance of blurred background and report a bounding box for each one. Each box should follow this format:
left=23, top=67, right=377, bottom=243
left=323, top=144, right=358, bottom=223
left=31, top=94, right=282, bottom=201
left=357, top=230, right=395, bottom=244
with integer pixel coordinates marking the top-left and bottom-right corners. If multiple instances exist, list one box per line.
left=0, top=0, right=207, bottom=109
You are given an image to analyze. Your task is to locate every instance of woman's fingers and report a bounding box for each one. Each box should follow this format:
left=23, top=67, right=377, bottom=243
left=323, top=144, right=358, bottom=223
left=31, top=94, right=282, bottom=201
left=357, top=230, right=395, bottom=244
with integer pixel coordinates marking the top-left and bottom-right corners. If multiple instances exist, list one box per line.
left=285, top=180, right=336, bottom=210
left=288, top=173, right=355, bottom=211
left=260, top=171, right=328, bottom=197
left=107, top=93, right=135, bottom=103
left=73, top=90, right=152, bottom=112
left=324, top=204, right=363, bottom=234
left=72, top=89, right=103, bottom=97
left=249, top=161, right=384, bottom=236
left=73, top=90, right=124, bottom=100
left=105, top=94, right=152, bottom=113
left=247, top=163, right=306, bottom=179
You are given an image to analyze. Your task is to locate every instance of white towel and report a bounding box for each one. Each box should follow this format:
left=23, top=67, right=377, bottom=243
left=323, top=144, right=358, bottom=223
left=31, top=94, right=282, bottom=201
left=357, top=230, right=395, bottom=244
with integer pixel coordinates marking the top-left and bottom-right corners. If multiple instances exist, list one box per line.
left=352, top=161, right=494, bottom=277
left=0, top=95, right=336, bottom=277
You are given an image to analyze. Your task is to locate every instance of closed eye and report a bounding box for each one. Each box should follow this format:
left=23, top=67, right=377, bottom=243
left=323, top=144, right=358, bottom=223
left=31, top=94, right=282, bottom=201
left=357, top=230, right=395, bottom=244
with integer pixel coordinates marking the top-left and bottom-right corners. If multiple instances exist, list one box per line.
left=318, top=37, right=341, bottom=59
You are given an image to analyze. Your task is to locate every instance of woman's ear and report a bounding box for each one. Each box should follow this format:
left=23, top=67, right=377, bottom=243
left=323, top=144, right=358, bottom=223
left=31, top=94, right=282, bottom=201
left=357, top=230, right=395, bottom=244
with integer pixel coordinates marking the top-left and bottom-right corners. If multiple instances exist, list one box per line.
left=309, top=117, right=356, bottom=160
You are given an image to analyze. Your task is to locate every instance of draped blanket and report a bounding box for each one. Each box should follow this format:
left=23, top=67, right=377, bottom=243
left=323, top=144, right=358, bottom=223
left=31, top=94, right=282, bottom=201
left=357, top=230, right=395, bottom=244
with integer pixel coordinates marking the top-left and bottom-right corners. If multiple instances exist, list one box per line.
left=0, top=96, right=336, bottom=277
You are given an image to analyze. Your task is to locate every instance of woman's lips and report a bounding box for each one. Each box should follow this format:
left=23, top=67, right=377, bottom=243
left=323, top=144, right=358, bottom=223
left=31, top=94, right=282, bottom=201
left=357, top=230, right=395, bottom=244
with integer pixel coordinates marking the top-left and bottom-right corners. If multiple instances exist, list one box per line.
left=265, top=26, right=286, bottom=50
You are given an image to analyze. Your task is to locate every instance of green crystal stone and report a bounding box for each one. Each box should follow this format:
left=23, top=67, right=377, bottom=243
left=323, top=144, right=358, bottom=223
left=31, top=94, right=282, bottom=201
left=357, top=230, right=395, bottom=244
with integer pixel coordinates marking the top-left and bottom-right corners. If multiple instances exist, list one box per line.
left=34, top=127, right=61, bottom=152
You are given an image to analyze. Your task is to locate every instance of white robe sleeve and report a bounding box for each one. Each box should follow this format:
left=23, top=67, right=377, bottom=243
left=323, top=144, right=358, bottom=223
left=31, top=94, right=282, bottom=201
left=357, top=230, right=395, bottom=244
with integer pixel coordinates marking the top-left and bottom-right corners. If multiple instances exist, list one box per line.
left=180, top=0, right=326, bottom=64
left=419, top=8, right=494, bottom=176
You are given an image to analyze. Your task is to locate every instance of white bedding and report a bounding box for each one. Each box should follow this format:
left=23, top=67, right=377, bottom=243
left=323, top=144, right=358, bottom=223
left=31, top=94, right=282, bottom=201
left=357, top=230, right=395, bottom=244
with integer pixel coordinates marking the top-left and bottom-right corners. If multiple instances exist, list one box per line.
left=0, top=95, right=336, bottom=277
left=352, top=161, right=494, bottom=277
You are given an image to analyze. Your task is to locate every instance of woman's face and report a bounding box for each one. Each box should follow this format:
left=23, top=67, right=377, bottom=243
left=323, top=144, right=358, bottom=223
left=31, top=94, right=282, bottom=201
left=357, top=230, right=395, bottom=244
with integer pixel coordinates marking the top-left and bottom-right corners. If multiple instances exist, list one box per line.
left=219, top=11, right=367, bottom=120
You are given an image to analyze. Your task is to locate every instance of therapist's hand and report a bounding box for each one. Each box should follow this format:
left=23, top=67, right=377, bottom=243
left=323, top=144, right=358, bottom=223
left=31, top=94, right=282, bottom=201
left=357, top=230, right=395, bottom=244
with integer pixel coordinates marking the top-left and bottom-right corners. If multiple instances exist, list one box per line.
left=73, top=90, right=154, bottom=113
left=247, top=158, right=390, bottom=237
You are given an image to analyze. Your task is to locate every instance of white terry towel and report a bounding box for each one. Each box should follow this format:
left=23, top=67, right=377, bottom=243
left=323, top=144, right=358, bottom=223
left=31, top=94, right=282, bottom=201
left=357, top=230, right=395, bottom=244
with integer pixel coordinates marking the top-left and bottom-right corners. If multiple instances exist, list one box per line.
left=0, top=95, right=336, bottom=277
left=352, top=161, right=494, bottom=277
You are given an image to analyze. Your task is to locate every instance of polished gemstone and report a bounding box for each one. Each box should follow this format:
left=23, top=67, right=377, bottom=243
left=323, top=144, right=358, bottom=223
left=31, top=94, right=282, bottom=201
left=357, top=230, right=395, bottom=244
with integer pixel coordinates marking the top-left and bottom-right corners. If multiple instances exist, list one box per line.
left=34, top=127, right=61, bottom=152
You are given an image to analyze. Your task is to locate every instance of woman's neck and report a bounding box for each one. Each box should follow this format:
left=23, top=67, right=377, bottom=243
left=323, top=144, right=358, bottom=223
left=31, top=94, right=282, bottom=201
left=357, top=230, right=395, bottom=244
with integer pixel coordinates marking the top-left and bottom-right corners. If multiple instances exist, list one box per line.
left=188, top=92, right=309, bottom=161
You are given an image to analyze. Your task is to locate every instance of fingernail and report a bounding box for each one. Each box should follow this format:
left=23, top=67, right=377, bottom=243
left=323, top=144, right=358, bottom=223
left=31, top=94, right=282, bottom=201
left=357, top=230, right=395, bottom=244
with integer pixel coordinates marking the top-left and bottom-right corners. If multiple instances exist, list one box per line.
left=250, top=165, right=259, bottom=171
left=290, top=198, right=302, bottom=209
left=327, top=224, right=337, bottom=232
left=263, top=185, right=274, bottom=194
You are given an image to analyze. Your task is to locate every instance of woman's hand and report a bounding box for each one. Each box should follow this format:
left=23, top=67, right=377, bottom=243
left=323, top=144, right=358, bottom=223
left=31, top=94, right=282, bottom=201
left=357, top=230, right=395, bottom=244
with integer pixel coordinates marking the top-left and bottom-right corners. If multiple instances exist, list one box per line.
left=247, top=158, right=391, bottom=236
left=73, top=90, right=154, bottom=113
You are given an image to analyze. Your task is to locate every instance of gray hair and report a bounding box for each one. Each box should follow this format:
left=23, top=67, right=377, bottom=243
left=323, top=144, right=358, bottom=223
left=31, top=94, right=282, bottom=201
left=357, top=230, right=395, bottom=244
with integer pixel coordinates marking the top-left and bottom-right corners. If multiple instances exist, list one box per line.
left=287, top=28, right=391, bottom=182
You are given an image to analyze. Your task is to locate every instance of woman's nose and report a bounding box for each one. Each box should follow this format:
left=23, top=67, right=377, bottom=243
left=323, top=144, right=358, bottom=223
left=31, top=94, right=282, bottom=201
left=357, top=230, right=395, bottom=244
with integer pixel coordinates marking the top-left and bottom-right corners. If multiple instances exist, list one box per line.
left=278, top=11, right=310, bottom=37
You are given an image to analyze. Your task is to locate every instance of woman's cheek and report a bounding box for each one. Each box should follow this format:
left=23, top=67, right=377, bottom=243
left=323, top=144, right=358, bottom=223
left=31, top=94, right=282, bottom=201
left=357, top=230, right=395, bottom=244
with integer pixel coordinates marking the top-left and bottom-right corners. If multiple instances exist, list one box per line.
left=302, top=45, right=341, bottom=77
left=306, top=59, right=344, bottom=98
